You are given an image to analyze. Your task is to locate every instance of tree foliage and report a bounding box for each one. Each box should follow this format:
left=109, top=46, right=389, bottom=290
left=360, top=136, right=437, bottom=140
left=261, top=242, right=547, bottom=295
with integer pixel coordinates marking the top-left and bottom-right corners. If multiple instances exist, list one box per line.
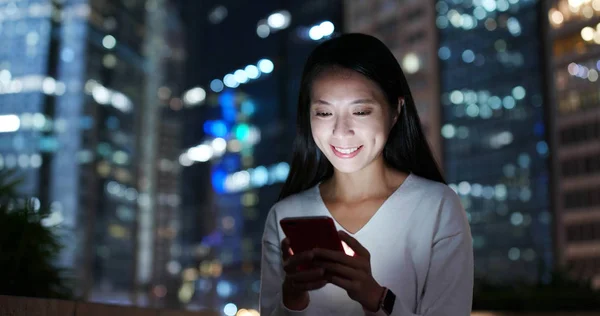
left=0, top=169, right=73, bottom=299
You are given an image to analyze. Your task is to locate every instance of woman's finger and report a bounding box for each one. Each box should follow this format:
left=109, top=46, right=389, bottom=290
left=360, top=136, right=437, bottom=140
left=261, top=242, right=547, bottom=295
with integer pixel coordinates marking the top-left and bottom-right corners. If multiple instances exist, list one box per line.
left=328, top=275, right=356, bottom=292
left=291, top=280, right=328, bottom=292
left=281, top=238, right=293, bottom=260
left=313, top=248, right=364, bottom=270
left=283, top=251, right=314, bottom=273
left=287, top=268, right=325, bottom=283
left=317, top=261, right=359, bottom=280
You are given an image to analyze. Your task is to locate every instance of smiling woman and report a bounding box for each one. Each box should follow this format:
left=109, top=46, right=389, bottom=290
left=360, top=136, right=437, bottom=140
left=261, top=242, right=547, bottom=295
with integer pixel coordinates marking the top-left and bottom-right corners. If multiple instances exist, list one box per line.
left=309, top=68, right=400, bottom=174
left=260, top=33, right=473, bottom=316
left=279, top=34, right=445, bottom=199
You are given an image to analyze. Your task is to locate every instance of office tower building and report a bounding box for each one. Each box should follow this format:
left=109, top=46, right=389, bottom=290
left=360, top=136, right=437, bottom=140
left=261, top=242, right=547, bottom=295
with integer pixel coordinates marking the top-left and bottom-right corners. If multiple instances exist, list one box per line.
left=0, top=0, right=184, bottom=304
left=545, top=0, right=600, bottom=288
left=136, top=0, right=187, bottom=308
left=436, top=0, right=552, bottom=283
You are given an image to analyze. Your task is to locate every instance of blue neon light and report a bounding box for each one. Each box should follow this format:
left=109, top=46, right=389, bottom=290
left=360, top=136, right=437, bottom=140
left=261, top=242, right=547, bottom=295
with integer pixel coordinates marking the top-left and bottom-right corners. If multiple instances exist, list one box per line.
left=219, top=90, right=237, bottom=123
left=204, top=120, right=229, bottom=138
left=211, top=169, right=228, bottom=194
left=241, top=100, right=255, bottom=116
left=534, top=121, right=544, bottom=137
left=234, top=123, right=250, bottom=141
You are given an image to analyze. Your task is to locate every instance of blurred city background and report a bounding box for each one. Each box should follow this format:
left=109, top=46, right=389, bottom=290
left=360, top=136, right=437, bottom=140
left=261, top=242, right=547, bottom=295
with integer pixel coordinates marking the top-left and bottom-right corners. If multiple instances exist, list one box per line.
left=0, top=0, right=599, bottom=315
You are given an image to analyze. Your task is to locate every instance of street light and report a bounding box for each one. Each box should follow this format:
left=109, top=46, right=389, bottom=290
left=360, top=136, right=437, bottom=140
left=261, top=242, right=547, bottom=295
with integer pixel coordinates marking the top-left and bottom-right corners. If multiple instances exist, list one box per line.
left=0, top=115, right=20, bottom=133
left=267, top=10, right=291, bottom=30
left=183, top=87, right=206, bottom=106
left=309, top=21, right=335, bottom=41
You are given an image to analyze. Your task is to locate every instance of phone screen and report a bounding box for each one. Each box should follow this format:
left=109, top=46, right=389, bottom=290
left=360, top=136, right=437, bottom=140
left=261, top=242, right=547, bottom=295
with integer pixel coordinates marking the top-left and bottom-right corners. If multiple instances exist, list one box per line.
left=280, top=216, right=344, bottom=254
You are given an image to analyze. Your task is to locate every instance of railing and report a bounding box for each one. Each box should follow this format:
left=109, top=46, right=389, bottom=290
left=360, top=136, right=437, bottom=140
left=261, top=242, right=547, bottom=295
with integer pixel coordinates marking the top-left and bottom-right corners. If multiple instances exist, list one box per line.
left=1, top=295, right=598, bottom=316
left=470, top=313, right=599, bottom=316
left=0, top=295, right=218, bottom=316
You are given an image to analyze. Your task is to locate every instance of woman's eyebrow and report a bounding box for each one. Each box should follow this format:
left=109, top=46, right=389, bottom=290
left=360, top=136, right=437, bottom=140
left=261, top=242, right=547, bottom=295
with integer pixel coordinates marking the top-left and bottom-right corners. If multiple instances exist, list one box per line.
left=312, top=99, right=331, bottom=105
left=350, top=98, right=377, bottom=105
left=311, top=98, right=377, bottom=105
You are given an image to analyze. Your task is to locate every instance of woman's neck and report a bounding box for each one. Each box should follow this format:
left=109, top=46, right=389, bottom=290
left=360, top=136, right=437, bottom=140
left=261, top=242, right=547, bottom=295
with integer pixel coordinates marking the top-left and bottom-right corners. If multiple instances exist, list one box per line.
left=321, top=158, right=408, bottom=203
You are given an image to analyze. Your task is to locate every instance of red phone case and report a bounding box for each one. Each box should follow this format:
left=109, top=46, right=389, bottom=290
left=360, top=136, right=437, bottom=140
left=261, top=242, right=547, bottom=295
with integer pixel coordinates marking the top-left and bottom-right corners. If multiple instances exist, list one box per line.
left=279, top=216, right=344, bottom=255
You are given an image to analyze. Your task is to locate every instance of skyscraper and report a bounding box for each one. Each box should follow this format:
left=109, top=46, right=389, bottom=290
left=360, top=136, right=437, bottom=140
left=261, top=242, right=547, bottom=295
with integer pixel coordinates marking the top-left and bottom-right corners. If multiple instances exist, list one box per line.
left=150, top=115, right=184, bottom=308
left=344, top=0, right=443, bottom=163
left=140, top=0, right=187, bottom=308
left=0, top=0, right=184, bottom=304
left=544, top=0, right=600, bottom=288
left=436, top=0, right=552, bottom=283
left=0, top=0, right=78, bottom=265
left=0, top=0, right=99, bottom=296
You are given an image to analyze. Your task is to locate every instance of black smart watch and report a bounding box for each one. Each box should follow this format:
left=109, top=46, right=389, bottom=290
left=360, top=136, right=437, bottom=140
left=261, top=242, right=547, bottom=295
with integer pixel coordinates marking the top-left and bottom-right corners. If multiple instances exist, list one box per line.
left=380, top=287, right=396, bottom=315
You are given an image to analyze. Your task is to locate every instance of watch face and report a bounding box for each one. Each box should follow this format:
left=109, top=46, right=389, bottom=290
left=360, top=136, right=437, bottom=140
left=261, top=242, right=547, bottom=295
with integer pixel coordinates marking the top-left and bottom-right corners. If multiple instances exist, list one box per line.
left=383, top=289, right=396, bottom=314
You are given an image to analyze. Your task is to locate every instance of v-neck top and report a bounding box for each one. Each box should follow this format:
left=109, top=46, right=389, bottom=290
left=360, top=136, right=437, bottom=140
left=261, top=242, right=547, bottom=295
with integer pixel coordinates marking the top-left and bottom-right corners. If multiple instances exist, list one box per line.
left=315, top=173, right=413, bottom=236
left=260, top=174, right=474, bottom=316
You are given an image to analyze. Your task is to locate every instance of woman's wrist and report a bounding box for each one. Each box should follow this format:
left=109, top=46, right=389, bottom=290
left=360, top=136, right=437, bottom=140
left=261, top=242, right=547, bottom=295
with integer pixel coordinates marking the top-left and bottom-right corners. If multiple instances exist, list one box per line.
left=364, top=285, right=386, bottom=312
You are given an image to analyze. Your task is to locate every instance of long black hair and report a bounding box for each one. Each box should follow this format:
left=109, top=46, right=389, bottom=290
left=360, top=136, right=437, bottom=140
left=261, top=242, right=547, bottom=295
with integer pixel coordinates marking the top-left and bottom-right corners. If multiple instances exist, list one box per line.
left=278, top=33, right=445, bottom=201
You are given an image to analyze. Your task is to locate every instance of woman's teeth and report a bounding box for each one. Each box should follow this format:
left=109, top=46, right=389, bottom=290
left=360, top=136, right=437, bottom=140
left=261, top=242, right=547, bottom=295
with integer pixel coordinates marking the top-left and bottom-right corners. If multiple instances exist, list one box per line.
left=334, top=147, right=359, bottom=154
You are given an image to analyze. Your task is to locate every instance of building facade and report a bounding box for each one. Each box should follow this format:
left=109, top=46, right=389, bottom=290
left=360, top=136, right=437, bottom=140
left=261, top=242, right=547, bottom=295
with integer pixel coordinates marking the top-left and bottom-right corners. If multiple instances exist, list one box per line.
left=545, top=0, right=600, bottom=288
left=0, top=0, right=81, bottom=268
left=0, top=0, right=184, bottom=304
left=436, top=0, right=553, bottom=283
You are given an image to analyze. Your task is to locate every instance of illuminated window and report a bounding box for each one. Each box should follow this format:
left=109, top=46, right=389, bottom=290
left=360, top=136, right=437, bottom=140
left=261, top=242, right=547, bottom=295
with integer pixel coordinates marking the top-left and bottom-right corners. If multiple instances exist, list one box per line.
left=241, top=193, right=258, bottom=207
left=221, top=216, right=235, bottom=231
left=109, top=224, right=129, bottom=239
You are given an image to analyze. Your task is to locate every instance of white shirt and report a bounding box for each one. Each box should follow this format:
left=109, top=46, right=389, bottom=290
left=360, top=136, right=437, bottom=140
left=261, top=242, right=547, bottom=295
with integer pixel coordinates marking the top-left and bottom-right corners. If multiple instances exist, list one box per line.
left=260, top=173, right=474, bottom=316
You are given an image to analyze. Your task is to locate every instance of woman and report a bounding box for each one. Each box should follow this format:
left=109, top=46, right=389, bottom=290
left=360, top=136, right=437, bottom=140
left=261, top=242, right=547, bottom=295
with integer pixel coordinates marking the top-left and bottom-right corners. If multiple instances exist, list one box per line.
left=260, top=33, right=473, bottom=316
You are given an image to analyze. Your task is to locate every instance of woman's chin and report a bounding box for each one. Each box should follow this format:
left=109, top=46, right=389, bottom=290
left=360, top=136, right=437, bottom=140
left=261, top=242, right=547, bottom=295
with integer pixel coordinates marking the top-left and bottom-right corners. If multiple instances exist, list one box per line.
left=329, top=161, right=366, bottom=174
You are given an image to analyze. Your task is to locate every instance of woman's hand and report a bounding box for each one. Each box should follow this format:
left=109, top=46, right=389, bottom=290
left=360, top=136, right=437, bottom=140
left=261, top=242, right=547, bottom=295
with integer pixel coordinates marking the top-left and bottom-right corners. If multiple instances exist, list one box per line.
left=313, top=231, right=385, bottom=312
left=280, top=238, right=328, bottom=310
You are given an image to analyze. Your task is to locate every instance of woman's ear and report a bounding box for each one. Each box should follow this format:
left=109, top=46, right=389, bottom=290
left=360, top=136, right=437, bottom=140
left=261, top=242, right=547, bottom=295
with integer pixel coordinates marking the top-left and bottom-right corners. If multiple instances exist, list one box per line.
left=393, top=97, right=405, bottom=124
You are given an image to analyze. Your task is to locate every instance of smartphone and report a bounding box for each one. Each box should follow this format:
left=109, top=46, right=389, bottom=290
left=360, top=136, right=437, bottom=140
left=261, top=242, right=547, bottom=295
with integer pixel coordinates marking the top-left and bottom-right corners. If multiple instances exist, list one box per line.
left=279, top=216, right=345, bottom=255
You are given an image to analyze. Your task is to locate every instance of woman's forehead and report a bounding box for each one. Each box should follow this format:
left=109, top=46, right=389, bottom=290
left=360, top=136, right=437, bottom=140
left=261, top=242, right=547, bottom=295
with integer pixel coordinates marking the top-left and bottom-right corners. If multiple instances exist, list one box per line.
left=311, top=72, right=384, bottom=101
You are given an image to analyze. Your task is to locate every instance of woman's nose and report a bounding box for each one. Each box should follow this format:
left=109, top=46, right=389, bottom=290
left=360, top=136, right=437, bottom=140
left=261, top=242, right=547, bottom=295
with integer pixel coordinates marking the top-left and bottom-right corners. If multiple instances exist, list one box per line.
left=332, top=116, right=354, bottom=137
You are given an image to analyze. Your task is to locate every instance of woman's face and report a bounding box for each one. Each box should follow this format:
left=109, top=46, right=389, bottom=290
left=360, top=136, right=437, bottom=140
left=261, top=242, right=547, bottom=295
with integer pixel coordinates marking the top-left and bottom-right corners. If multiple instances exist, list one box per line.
left=310, top=68, right=398, bottom=174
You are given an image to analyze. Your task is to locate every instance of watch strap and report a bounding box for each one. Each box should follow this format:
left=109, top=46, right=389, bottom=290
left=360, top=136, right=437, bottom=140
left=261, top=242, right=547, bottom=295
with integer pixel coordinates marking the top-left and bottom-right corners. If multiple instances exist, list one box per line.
left=380, top=287, right=396, bottom=315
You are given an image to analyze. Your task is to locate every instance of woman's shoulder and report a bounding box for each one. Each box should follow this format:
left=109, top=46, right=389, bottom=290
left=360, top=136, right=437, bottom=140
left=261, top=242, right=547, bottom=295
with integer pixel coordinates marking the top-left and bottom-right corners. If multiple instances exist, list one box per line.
left=267, top=184, right=321, bottom=219
left=407, top=174, right=469, bottom=238
left=404, top=173, right=458, bottom=201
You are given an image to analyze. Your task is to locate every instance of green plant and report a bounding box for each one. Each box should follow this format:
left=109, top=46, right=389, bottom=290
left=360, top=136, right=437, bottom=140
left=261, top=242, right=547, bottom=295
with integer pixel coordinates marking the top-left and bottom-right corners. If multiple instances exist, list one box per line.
left=0, top=169, right=73, bottom=299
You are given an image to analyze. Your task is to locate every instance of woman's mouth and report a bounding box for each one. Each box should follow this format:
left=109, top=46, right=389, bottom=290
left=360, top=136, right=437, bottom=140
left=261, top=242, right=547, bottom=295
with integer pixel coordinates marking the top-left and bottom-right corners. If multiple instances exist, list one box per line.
left=331, top=145, right=363, bottom=158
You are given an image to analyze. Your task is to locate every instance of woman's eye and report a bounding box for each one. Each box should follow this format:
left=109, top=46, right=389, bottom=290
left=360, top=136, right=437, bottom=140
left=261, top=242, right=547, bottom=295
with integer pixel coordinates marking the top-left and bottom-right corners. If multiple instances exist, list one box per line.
left=316, top=112, right=332, bottom=117
left=354, top=111, right=371, bottom=116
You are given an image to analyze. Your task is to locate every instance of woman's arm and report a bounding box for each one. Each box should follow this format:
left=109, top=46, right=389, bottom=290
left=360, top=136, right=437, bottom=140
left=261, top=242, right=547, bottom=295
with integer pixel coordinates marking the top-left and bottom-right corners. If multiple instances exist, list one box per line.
left=368, top=189, right=474, bottom=316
